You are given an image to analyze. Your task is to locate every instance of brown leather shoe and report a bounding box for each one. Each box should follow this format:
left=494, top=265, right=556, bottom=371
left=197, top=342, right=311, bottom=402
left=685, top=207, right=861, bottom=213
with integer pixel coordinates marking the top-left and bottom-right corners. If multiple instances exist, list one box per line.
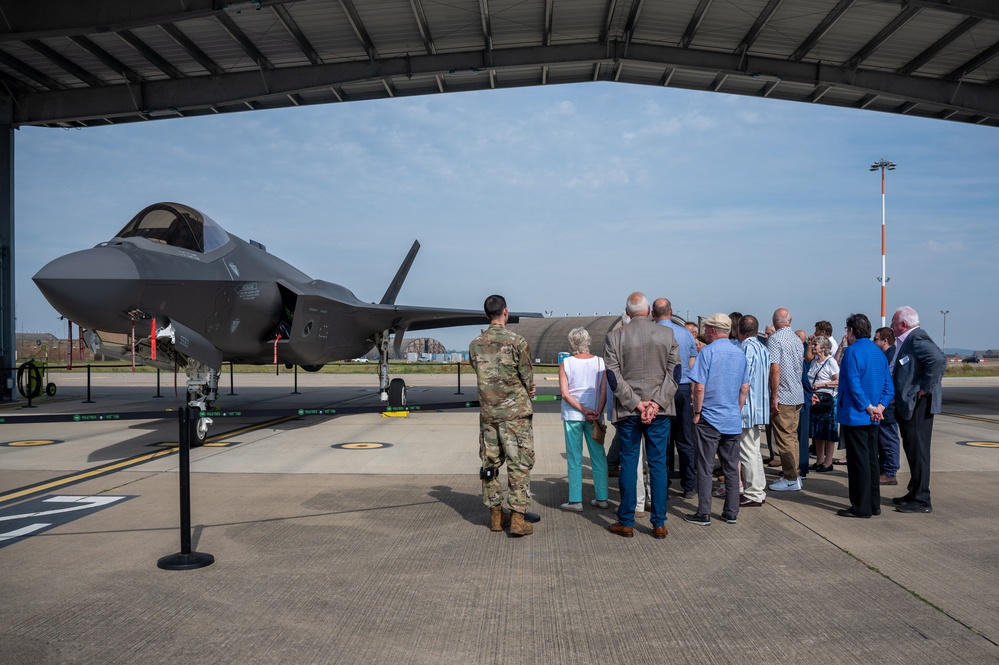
left=880, top=474, right=898, bottom=485
left=652, top=525, right=667, bottom=539
left=767, top=458, right=782, bottom=467
left=608, top=522, right=634, bottom=538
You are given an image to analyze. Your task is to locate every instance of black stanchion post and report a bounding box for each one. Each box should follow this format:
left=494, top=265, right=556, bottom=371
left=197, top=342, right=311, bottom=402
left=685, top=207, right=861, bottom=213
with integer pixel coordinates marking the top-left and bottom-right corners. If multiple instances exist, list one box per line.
left=153, top=368, right=164, bottom=398
left=291, top=364, right=300, bottom=394
left=158, top=401, right=214, bottom=570
left=454, top=360, right=464, bottom=395
left=83, top=364, right=95, bottom=404
left=228, top=362, right=237, bottom=396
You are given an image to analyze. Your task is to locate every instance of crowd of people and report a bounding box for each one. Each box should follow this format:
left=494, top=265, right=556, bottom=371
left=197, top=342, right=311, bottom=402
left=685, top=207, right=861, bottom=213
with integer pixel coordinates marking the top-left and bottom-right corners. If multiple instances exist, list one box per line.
left=469, top=293, right=946, bottom=538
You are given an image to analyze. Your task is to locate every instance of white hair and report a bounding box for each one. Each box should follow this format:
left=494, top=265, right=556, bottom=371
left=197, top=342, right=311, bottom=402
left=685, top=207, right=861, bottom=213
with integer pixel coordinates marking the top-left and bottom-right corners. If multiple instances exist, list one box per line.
left=567, top=327, right=591, bottom=354
left=895, top=306, right=919, bottom=326
left=625, top=293, right=650, bottom=316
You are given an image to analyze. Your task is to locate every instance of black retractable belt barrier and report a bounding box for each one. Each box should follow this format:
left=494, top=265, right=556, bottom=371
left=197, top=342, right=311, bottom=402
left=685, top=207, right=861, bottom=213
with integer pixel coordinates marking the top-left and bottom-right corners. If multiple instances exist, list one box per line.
left=157, top=401, right=215, bottom=570
left=83, top=365, right=95, bottom=404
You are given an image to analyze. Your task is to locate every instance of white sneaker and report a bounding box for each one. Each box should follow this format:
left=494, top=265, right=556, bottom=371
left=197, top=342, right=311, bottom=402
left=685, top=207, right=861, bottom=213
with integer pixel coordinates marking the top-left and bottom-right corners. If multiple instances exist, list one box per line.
left=590, top=499, right=608, bottom=509
left=560, top=502, right=583, bottom=512
left=769, top=477, right=801, bottom=492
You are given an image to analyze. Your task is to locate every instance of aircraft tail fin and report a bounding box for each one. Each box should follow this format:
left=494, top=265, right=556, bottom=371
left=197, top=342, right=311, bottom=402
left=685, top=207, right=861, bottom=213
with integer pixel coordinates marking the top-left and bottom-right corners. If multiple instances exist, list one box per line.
left=380, top=240, right=420, bottom=305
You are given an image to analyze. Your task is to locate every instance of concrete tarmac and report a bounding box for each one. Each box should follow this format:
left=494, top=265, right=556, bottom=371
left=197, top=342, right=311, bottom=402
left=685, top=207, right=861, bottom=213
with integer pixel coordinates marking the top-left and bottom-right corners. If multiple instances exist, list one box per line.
left=1, top=370, right=998, bottom=664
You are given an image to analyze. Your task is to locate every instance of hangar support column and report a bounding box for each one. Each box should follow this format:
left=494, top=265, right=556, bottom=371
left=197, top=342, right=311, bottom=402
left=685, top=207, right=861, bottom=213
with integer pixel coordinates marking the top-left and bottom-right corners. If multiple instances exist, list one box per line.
left=0, top=100, right=14, bottom=401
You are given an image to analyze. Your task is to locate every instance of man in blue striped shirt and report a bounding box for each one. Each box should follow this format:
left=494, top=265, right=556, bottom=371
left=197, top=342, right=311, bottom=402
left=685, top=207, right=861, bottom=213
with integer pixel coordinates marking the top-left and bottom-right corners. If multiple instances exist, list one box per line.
left=737, top=314, right=770, bottom=506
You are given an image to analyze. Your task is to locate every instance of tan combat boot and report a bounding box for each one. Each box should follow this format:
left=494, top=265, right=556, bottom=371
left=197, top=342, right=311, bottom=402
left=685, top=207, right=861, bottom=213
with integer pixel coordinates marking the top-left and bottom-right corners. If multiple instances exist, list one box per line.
left=508, top=511, right=533, bottom=537
left=489, top=507, right=504, bottom=532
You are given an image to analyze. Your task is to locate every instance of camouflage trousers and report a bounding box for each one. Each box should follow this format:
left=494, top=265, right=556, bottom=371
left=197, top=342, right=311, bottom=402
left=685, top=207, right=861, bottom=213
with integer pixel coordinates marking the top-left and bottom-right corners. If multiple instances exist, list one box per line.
left=479, top=416, right=535, bottom=513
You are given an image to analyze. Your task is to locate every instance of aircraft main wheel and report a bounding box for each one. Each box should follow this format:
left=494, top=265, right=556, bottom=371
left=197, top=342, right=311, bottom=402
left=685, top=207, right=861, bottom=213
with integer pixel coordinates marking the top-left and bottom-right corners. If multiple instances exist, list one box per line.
left=388, top=378, right=406, bottom=408
left=46, top=383, right=57, bottom=397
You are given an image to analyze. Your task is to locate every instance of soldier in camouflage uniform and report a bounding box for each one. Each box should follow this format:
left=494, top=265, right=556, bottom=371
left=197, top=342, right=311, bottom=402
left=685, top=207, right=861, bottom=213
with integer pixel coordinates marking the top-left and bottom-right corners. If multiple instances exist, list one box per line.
left=469, top=294, right=536, bottom=537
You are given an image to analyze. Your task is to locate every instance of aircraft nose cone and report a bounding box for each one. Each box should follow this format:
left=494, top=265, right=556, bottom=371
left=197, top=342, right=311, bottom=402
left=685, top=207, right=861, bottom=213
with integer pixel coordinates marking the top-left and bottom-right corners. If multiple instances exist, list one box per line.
left=33, top=246, right=142, bottom=330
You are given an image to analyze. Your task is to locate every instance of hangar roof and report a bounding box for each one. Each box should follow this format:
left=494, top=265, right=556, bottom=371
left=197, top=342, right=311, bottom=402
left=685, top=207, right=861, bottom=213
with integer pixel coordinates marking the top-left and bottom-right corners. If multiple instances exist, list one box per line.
left=1, top=0, right=998, bottom=128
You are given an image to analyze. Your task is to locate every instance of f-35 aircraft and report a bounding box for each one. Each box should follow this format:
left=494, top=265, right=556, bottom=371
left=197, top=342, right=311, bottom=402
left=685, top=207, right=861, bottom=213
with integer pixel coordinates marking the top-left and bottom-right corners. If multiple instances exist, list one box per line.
left=34, top=202, right=536, bottom=411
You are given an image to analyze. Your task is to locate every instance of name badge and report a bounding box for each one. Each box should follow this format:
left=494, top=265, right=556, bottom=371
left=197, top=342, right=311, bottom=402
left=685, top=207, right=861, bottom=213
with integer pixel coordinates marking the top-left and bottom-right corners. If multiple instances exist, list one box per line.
left=898, top=355, right=910, bottom=366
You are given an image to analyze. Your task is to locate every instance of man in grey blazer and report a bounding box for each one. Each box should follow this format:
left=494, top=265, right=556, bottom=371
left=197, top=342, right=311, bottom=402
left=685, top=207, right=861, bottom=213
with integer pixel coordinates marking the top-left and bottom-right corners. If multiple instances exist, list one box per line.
left=604, top=292, right=680, bottom=538
left=889, top=306, right=946, bottom=513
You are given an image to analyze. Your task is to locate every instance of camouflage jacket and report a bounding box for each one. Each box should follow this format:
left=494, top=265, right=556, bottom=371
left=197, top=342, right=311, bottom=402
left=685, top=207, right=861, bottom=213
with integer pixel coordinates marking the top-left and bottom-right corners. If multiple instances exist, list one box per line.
left=469, top=324, right=534, bottom=423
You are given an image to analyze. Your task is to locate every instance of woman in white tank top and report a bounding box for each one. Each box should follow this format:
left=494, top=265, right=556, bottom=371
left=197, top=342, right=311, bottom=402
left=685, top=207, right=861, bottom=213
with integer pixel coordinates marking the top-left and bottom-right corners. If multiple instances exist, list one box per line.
left=558, top=327, right=609, bottom=511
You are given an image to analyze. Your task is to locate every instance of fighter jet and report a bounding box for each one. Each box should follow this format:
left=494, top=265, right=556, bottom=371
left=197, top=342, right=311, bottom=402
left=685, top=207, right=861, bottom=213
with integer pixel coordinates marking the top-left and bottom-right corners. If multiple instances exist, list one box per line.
left=34, top=202, right=537, bottom=411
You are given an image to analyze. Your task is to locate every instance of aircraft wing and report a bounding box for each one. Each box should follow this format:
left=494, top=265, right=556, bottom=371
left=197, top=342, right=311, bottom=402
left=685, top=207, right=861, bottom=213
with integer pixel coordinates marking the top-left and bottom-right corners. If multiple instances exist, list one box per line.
left=386, top=305, right=543, bottom=332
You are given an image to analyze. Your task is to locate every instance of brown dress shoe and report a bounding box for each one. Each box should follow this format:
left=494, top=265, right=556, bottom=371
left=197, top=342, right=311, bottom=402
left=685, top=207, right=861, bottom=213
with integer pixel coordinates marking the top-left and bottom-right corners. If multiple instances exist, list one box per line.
left=652, top=525, right=667, bottom=539
left=608, top=522, right=634, bottom=538
left=767, top=458, right=782, bottom=468
left=880, top=474, right=898, bottom=485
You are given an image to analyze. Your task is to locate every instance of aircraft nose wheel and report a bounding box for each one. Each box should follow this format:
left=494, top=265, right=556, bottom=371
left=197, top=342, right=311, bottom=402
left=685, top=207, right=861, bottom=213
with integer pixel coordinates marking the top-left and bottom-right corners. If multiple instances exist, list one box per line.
left=196, top=417, right=213, bottom=441
left=388, top=378, right=406, bottom=408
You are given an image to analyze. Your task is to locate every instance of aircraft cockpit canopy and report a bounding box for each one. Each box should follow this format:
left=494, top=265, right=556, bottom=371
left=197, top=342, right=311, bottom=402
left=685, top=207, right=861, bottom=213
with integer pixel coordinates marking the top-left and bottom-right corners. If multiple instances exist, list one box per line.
left=116, top=202, right=230, bottom=253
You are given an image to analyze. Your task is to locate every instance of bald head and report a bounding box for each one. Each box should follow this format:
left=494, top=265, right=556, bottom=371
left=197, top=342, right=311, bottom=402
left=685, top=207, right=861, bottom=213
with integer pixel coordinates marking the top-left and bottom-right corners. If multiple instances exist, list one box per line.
left=652, top=298, right=672, bottom=321
left=773, top=308, right=792, bottom=329
left=626, top=292, right=650, bottom=317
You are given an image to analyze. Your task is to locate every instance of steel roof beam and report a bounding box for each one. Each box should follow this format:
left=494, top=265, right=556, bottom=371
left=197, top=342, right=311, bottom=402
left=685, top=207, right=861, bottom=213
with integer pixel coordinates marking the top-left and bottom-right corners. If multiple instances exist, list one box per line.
left=680, top=0, right=713, bottom=49
left=846, top=6, right=921, bottom=70
left=409, top=0, right=436, bottom=55
left=338, top=0, right=377, bottom=61
left=13, top=42, right=999, bottom=125
left=735, top=0, right=785, bottom=56
left=271, top=5, right=321, bottom=65
left=0, top=49, right=68, bottom=90
left=791, top=0, right=856, bottom=61
left=0, top=0, right=296, bottom=42
left=946, top=38, right=999, bottom=81
left=216, top=13, right=274, bottom=69
left=897, top=0, right=999, bottom=22
left=623, top=0, right=646, bottom=48
left=161, top=23, right=225, bottom=76
left=601, top=0, right=619, bottom=43
left=897, top=16, right=981, bottom=75
left=117, top=30, right=186, bottom=79
left=479, top=0, right=494, bottom=54
left=68, top=36, right=144, bottom=84
left=25, top=39, right=106, bottom=87
left=544, top=0, right=554, bottom=47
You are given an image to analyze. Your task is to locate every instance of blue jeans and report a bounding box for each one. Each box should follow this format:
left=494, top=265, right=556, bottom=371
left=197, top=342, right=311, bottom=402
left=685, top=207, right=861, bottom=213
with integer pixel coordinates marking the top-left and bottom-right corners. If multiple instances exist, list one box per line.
left=616, top=415, right=671, bottom=528
left=878, top=421, right=900, bottom=477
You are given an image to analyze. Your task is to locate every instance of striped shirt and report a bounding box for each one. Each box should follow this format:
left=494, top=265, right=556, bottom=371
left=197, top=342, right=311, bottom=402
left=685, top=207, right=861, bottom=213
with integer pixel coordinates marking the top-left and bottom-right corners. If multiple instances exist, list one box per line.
left=741, top=337, right=770, bottom=427
left=767, top=327, right=804, bottom=406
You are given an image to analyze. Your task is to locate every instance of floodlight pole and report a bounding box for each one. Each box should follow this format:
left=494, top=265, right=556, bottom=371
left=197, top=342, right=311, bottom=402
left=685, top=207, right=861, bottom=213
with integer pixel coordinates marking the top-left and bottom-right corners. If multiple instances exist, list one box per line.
left=870, top=158, right=896, bottom=327
left=940, top=310, right=949, bottom=356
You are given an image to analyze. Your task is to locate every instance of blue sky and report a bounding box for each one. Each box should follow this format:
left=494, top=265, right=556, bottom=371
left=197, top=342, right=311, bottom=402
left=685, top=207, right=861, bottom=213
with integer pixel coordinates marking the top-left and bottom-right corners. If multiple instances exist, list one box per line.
left=14, top=82, right=999, bottom=352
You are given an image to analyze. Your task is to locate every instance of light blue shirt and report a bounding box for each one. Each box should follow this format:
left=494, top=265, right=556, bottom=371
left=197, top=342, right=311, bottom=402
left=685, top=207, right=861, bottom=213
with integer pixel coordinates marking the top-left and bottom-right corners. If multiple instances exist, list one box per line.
left=740, top=337, right=770, bottom=428
left=658, top=319, right=697, bottom=385
left=690, top=338, right=750, bottom=435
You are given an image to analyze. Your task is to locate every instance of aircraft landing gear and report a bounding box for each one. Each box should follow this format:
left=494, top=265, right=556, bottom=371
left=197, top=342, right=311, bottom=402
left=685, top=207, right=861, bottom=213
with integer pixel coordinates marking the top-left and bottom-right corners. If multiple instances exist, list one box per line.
left=388, top=378, right=406, bottom=408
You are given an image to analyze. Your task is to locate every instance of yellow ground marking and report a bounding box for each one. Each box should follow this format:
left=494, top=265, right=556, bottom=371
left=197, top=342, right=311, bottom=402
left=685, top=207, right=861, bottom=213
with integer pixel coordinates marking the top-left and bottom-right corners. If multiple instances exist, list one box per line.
left=381, top=411, right=409, bottom=418
left=6, top=439, right=59, bottom=447
left=339, top=443, right=387, bottom=449
left=963, top=441, right=999, bottom=448
left=0, top=447, right=178, bottom=504
left=942, top=412, right=999, bottom=425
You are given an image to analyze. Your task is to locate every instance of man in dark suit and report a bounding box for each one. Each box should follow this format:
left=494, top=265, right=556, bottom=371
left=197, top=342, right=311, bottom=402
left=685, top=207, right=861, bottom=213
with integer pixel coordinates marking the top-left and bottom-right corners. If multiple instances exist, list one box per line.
left=874, top=327, right=901, bottom=486
left=889, top=306, right=946, bottom=513
left=604, top=292, right=680, bottom=539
